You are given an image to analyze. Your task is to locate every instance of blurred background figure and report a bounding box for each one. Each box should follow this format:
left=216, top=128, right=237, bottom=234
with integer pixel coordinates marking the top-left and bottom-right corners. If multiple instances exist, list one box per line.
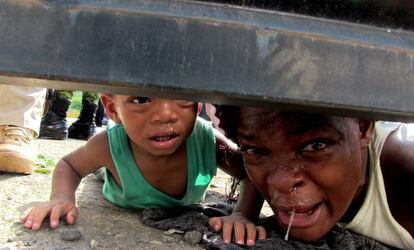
left=95, top=99, right=108, bottom=127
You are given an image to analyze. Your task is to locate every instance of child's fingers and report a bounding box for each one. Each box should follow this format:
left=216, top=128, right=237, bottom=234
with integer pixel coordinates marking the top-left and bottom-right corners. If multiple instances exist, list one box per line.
left=20, top=207, right=33, bottom=222
left=221, top=220, right=234, bottom=244
left=49, top=205, right=63, bottom=228
left=65, top=207, right=78, bottom=225
left=208, top=217, right=223, bottom=232
left=245, top=223, right=257, bottom=246
left=233, top=221, right=247, bottom=245
left=256, top=226, right=266, bottom=240
left=25, top=206, right=52, bottom=230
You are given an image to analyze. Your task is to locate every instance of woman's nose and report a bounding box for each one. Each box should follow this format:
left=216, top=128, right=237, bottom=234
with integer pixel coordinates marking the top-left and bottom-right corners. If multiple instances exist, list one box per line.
left=267, top=162, right=305, bottom=195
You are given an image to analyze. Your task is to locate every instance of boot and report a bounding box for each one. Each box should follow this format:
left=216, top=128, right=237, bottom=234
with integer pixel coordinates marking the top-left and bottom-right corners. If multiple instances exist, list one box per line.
left=39, top=92, right=71, bottom=140
left=68, top=99, right=98, bottom=140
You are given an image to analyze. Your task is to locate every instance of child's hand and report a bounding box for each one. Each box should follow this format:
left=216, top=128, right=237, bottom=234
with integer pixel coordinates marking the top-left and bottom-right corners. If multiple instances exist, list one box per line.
left=20, top=197, right=78, bottom=230
left=209, top=212, right=266, bottom=246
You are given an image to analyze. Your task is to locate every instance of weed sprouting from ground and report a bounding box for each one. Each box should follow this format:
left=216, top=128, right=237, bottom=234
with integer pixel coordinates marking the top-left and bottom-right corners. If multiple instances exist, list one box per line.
left=35, top=154, right=56, bottom=174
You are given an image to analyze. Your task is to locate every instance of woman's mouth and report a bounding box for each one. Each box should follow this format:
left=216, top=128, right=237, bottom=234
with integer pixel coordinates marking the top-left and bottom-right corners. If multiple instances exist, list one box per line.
left=276, top=203, right=322, bottom=228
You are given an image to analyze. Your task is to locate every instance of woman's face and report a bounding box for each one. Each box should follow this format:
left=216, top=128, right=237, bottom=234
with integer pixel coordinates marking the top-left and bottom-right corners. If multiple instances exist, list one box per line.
left=236, top=107, right=371, bottom=241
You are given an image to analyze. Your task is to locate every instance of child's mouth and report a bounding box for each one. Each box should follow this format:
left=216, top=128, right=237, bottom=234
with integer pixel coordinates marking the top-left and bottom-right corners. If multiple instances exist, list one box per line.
left=149, top=133, right=179, bottom=149
left=152, top=134, right=177, bottom=142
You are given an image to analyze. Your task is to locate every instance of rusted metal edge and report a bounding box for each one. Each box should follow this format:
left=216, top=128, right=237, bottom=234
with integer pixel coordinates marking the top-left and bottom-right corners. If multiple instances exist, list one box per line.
left=0, top=0, right=413, bottom=121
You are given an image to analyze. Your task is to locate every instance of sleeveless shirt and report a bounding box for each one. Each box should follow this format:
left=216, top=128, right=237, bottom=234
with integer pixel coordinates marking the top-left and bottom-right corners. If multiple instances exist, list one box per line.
left=102, top=117, right=217, bottom=209
left=343, top=122, right=414, bottom=249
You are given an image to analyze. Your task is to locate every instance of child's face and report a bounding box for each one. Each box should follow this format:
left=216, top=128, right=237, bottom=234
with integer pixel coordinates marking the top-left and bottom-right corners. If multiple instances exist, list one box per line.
left=237, top=107, right=371, bottom=241
left=104, top=95, right=198, bottom=156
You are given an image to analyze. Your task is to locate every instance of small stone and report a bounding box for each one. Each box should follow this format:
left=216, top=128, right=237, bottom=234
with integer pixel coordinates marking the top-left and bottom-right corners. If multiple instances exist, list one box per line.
left=149, top=240, right=163, bottom=245
left=6, top=238, right=13, bottom=242
left=90, top=239, right=98, bottom=248
left=183, top=231, right=202, bottom=245
left=114, top=233, right=125, bottom=238
left=164, top=229, right=184, bottom=235
left=60, top=228, right=82, bottom=241
left=7, top=196, right=12, bottom=200
left=162, top=236, right=176, bottom=243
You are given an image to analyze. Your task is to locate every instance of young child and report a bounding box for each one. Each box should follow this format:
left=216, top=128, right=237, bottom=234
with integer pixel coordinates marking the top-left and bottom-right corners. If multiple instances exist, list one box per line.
left=210, top=105, right=414, bottom=249
left=20, top=95, right=265, bottom=246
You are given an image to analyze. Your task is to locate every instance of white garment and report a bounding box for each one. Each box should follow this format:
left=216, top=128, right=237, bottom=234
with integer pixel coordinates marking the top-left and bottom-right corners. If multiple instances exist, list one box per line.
left=0, top=85, right=46, bottom=136
left=344, top=122, right=414, bottom=249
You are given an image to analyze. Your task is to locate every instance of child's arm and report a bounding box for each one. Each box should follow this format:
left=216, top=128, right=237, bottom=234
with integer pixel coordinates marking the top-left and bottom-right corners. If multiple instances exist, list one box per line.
left=20, top=131, right=110, bottom=230
left=212, top=128, right=266, bottom=245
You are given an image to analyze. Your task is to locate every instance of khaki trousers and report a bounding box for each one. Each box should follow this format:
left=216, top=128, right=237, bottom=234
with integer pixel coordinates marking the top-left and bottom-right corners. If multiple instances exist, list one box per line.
left=0, top=84, right=46, bottom=136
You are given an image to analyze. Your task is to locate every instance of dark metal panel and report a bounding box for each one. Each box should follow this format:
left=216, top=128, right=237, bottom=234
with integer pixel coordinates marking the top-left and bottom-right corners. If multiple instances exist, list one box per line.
left=0, top=0, right=414, bottom=121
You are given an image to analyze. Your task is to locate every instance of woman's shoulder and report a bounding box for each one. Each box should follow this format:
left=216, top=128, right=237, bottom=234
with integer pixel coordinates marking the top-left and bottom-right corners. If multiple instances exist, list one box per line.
left=380, top=123, right=414, bottom=177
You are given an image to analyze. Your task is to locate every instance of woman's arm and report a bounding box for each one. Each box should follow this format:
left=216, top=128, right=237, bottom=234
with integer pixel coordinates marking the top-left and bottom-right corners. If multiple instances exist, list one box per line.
left=380, top=123, right=414, bottom=235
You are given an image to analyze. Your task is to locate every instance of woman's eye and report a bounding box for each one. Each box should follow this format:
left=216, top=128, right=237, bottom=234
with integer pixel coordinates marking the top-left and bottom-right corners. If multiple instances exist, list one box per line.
left=302, top=141, right=329, bottom=152
left=240, top=146, right=268, bottom=156
left=131, top=97, right=150, bottom=104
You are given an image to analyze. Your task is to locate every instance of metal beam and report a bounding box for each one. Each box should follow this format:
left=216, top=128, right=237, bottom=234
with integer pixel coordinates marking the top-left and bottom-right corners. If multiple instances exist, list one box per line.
left=0, top=0, right=414, bottom=121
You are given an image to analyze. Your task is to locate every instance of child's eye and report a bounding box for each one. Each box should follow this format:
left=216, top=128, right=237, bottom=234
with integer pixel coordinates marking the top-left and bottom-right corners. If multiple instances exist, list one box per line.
left=301, top=140, right=329, bottom=153
left=131, top=97, right=151, bottom=104
left=175, top=100, right=195, bottom=107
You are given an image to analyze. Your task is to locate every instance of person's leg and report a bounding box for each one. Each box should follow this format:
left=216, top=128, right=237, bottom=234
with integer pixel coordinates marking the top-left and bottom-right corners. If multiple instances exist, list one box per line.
left=39, top=90, right=73, bottom=140
left=42, top=88, right=54, bottom=117
left=95, top=99, right=104, bottom=127
left=0, top=85, right=46, bottom=174
left=68, top=91, right=99, bottom=140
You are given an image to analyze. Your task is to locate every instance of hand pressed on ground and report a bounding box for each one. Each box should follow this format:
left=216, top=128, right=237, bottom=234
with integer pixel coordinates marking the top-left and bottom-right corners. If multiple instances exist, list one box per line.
left=20, top=196, right=78, bottom=230
left=209, top=212, right=266, bottom=246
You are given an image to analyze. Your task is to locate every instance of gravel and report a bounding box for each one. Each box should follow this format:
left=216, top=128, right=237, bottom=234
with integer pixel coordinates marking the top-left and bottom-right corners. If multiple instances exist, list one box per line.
left=0, top=126, right=272, bottom=249
left=0, top=136, right=205, bottom=249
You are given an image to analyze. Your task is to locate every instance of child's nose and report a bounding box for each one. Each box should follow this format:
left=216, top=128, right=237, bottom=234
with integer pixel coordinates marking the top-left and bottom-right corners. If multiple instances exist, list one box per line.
left=151, top=100, right=178, bottom=124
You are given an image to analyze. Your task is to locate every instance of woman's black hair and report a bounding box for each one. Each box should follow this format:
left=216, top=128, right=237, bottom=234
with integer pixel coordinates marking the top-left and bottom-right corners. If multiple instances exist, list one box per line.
left=213, top=105, right=240, bottom=143
left=213, top=104, right=243, bottom=203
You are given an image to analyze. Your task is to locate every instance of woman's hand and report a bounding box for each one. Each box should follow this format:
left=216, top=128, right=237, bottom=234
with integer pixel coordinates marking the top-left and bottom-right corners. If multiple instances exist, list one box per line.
left=209, top=212, right=266, bottom=246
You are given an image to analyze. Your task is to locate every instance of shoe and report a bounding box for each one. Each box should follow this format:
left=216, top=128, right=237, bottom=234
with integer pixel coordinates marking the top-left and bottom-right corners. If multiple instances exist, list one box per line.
left=68, top=121, right=97, bottom=140
left=68, top=99, right=98, bottom=140
left=0, top=125, right=37, bottom=174
left=39, top=111, right=68, bottom=140
left=39, top=91, right=71, bottom=140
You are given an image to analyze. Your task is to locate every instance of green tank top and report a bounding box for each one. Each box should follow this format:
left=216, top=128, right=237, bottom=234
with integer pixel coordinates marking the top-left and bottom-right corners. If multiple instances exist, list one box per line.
left=102, top=117, right=217, bottom=209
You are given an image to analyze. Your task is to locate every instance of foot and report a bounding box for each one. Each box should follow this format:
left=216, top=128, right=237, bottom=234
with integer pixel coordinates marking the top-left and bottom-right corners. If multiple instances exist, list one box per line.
left=0, top=125, right=37, bottom=174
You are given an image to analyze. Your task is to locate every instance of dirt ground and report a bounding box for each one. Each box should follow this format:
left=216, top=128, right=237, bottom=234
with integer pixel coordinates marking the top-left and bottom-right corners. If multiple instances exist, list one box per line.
left=1, top=125, right=268, bottom=250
